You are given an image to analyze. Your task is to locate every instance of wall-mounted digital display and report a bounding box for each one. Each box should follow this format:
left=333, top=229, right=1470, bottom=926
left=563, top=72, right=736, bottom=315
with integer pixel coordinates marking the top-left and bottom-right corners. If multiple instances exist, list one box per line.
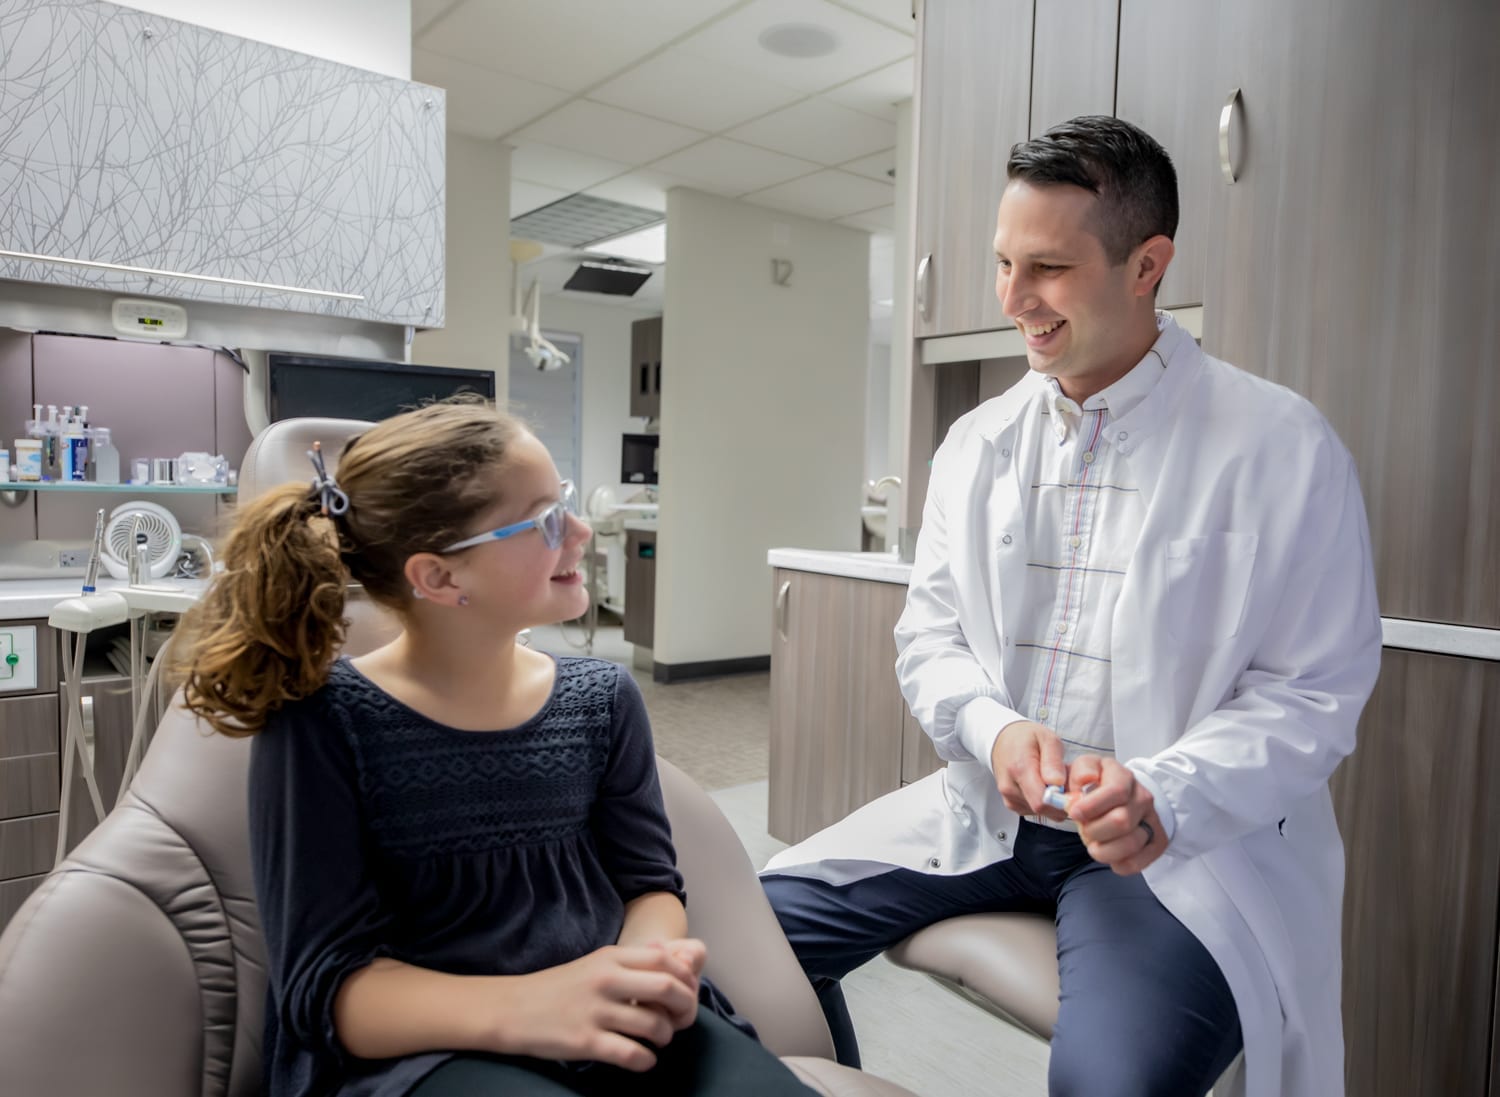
left=267, top=353, right=495, bottom=423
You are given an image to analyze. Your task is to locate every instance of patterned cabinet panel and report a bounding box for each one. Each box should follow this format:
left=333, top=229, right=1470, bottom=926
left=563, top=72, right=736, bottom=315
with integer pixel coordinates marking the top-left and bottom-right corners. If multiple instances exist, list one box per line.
left=0, top=0, right=445, bottom=327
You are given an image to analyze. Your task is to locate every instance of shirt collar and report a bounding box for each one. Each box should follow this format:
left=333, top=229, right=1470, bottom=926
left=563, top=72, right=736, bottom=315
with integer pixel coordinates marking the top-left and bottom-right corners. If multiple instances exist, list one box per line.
left=1041, top=321, right=1172, bottom=439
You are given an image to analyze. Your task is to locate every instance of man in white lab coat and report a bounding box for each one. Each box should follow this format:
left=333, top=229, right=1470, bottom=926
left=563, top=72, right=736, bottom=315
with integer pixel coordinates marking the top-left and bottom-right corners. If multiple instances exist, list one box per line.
left=762, top=116, right=1381, bottom=1097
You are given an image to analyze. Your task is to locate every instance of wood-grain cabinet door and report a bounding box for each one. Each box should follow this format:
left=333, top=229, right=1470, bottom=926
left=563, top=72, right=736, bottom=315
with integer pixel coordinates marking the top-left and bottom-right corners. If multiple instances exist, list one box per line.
left=1028, top=0, right=1117, bottom=138
left=1114, top=0, right=1226, bottom=310
left=912, top=0, right=1033, bottom=338
left=1202, top=0, right=1500, bottom=627
left=768, top=571, right=907, bottom=844
left=1331, top=649, right=1500, bottom=1097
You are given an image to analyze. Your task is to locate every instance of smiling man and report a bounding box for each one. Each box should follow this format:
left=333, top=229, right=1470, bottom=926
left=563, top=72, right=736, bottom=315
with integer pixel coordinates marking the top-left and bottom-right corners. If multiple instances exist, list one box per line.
left=762, top=117, right=1382, bottom=1097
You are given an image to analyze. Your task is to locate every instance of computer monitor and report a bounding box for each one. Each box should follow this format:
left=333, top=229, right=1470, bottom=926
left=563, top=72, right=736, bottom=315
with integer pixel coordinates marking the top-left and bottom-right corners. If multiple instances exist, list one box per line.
left=266, top=353, right=495, bottom=423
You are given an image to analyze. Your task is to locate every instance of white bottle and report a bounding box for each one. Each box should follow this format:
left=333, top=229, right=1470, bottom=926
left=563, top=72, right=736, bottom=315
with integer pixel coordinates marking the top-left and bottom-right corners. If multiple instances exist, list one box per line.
left=90, top=427, right=120, bottom=485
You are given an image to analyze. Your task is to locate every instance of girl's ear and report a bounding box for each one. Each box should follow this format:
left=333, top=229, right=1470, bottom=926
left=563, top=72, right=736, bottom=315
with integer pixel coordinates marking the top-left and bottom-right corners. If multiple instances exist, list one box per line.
left=405, top=553, right=466, bottom=607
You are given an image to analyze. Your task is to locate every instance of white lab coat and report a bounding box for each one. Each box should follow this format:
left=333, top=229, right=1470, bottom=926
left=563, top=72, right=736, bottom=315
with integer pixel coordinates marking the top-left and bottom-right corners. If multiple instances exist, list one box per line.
left=765, top=316, right=1382, bottom=1097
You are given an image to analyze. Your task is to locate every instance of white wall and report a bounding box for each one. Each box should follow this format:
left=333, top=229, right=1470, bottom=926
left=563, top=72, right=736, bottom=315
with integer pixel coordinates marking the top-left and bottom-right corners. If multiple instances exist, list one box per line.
left=412, top=136, right=512, bottom=402
left=656, top=188, right=868, bottom=667
left=533, top=296, right=659, bottom=502
left=865, top=339, right=892, bottom=483
left=889, top=98, right=917, bottom=537
left=110, top=0, right=410, bottom=78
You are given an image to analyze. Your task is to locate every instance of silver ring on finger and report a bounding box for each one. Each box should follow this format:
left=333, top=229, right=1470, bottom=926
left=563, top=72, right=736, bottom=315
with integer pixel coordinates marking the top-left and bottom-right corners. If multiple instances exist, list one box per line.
left=1138, top=819, right=1155, bottom=846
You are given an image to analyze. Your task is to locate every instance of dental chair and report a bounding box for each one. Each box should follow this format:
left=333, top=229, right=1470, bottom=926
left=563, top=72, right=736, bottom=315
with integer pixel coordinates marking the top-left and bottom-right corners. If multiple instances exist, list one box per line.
left=0, top=417, right=915, bottom=1097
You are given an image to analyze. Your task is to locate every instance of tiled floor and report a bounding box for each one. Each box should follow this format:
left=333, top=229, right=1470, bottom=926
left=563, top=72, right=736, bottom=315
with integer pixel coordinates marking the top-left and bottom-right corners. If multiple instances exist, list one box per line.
left=527, top=621, right=771, bottom=790
left=529, top=623, right=1051, bottom=1097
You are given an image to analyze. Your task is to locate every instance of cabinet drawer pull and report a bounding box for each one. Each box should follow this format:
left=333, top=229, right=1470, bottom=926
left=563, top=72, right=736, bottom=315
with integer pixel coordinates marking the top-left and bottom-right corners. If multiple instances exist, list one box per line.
left=915, top=253, right=933, bottom=321
left=1219, top=88, right=1242, bottom=184
left=776, top=580, right=791, bottom=640
left=80, top=695, right=95, bottom=765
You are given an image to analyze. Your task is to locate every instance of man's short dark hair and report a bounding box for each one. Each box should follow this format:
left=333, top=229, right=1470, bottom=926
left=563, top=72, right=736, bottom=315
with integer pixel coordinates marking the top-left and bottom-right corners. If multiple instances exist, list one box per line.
left=1006, top=115, right=1179, bottom=265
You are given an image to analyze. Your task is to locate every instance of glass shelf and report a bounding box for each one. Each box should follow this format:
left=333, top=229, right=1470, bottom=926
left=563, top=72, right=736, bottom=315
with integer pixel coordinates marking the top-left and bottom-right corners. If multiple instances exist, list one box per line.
left=0, top=482, right=236, bottom=494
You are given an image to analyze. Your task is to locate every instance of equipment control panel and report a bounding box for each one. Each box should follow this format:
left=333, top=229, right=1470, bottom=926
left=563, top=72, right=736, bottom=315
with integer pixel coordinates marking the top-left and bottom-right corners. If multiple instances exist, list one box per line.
left=0, top=626, right=39, bottom=693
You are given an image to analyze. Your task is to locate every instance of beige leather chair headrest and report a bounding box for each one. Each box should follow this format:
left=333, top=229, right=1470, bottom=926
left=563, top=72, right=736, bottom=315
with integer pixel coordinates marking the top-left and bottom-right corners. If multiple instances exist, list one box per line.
left=237, top=416, right=374, bottom=505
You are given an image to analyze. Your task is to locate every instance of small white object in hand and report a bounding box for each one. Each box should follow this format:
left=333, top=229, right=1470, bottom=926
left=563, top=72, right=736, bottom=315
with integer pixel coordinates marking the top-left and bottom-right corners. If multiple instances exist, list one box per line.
left=1042, top=785, right=1068, bottom=813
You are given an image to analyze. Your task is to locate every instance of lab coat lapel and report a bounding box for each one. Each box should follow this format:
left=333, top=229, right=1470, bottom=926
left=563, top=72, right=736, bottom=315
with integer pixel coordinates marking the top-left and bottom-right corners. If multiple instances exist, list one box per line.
left=1111, top=330, right=1206, bottom=757
left=976, top=403, right=1032, bottom=670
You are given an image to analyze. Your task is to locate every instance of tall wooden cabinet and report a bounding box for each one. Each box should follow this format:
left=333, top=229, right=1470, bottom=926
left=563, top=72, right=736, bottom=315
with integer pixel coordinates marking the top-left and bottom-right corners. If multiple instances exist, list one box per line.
left=1331, top=648, right=1500, bottom=1097
left=629, top=316, right=663, bottom=421
left=768, top=569, right=941, bottom=845
left=1200, top=0, right=1500, bottom=628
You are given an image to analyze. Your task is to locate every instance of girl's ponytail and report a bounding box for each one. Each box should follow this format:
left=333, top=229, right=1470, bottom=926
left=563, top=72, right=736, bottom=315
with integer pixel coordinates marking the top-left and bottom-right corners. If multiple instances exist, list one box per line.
left=172, top=482, right=350, bottom=737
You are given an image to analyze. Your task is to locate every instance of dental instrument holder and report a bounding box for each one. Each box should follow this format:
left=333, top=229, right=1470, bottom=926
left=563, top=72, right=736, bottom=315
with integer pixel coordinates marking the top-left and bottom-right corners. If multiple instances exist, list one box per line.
left=48, top=580, right=198, bottom=865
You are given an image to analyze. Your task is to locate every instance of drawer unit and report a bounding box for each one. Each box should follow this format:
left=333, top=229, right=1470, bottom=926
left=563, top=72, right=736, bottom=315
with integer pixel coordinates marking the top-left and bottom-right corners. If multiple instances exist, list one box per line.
left=0, top=814, right=59, bottom=879
left=0, top=873, right=48, bottom=927
left=0, top=693, right=60, bottom=758
left=0, top=752, right=61, bottom=820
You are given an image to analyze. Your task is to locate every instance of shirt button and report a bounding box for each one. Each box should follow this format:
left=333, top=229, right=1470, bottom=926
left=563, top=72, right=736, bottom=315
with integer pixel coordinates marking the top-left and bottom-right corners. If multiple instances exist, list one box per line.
left=1037, top=706, right=1050, bottom=720
left=1055, top=622, right=1068, bottom=635
left=1000, top=447, right=1011, bottom=458
left=929, top=857, right=942, bottom=868
left=1068, top=535, right=1082, bottom=548
left=1117, top=431, right=1128, bottom=441
left=1001, top=534, right=1013, bottom=545
left=1082, top=451, right=1096, bottom=465
left=998, top=831, right=1008, bottom=842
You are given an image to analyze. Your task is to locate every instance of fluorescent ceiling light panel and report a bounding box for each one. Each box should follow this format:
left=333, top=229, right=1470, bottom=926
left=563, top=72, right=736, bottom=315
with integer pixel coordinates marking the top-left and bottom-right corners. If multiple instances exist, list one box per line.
left=583, top=222, right=666, bottom=265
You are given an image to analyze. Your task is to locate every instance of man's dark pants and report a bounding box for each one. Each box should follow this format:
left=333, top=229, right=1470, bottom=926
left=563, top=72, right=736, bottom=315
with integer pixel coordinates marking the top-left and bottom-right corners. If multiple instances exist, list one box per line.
left=762, top=821, right=1243, bottom=1097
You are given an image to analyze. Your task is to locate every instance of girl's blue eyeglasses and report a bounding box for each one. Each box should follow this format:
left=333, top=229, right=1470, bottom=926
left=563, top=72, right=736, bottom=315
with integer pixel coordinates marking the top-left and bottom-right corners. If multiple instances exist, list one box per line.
left=440, top=481, right=578, bottom=554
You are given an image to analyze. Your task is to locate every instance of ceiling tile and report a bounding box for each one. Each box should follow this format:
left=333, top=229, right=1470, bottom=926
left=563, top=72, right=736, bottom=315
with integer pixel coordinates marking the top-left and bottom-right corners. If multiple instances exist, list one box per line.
left=727, top=97, right=895, bottom=165
left=840, top=147, right=897, bottom=183
left=838, top=205, right=896, bottom=233
left=589, top=46, right=805, bottom=133
left=824, top=57, right=914, bottom=120
left=512, top=100, right=705, bottom=165
left=511, top=180, right=572, bottom=218
left=510, top=142, right=629, bottom=193
left=829, top=0, right=915, bottom=35
left=745, top=169, right=895, bottom=220
left=679, top=0, right=913, bottom=92
left=418, top=0, right=741, bottom=93
left=413, top=50, right=571, bottom=140
left=583, top=170, right=691, bottom=213
left=650, top=138, right=819, bottom=196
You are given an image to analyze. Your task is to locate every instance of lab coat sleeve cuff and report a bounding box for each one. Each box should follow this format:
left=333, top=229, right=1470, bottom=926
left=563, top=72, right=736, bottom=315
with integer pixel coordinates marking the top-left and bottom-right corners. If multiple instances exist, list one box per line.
left=956, top=698, right=1029, bottom=773
left=1126, top=762, right=1177, bottom=841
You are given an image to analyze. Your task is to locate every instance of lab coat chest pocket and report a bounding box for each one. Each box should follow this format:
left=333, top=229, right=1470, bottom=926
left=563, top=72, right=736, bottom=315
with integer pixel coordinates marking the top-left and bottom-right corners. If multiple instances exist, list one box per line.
left=1164, top=532, right=1258, bottom=645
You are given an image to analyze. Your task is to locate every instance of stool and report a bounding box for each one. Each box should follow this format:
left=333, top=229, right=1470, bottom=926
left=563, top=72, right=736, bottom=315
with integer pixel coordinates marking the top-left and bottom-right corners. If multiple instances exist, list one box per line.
left=887, top=912, right=1059, bottom=1038
left=887, top=913, right=1242, bottom=1092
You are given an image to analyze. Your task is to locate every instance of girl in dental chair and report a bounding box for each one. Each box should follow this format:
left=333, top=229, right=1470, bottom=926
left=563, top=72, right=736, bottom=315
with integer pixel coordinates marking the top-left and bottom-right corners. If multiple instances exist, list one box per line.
left=172, top=398, right=812, bottom=1097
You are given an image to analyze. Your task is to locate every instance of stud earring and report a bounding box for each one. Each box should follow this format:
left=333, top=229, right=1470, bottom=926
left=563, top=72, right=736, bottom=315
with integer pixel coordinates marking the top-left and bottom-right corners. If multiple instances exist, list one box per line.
left=458, top=594, right=469, bottom=607
left=411, top=587, right=425, bottom=599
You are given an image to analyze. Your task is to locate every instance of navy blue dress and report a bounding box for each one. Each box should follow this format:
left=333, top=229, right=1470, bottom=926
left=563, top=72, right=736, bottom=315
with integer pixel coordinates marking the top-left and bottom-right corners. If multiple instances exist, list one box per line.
left=249, top=656, right=696, bottom=1097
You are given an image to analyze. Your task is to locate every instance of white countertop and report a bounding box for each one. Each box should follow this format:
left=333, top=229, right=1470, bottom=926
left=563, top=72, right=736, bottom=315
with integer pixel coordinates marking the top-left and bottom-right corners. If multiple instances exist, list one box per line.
left=624, top=520, right=658, bottom=533
left=767, top=548, right=912, bottom=585
left=0, top=576, right=208, bottom=620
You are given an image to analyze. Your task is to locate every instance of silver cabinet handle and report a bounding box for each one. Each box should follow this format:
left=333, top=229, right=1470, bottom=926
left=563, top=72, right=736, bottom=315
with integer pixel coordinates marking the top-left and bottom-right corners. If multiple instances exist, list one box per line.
left=80, top=695, right=96, bottom=765
left=1219, top=88, right=1242, bottom=184
left=915, top=253, right=932, bottom=322
left=776, top=580, right=791, bottom=640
